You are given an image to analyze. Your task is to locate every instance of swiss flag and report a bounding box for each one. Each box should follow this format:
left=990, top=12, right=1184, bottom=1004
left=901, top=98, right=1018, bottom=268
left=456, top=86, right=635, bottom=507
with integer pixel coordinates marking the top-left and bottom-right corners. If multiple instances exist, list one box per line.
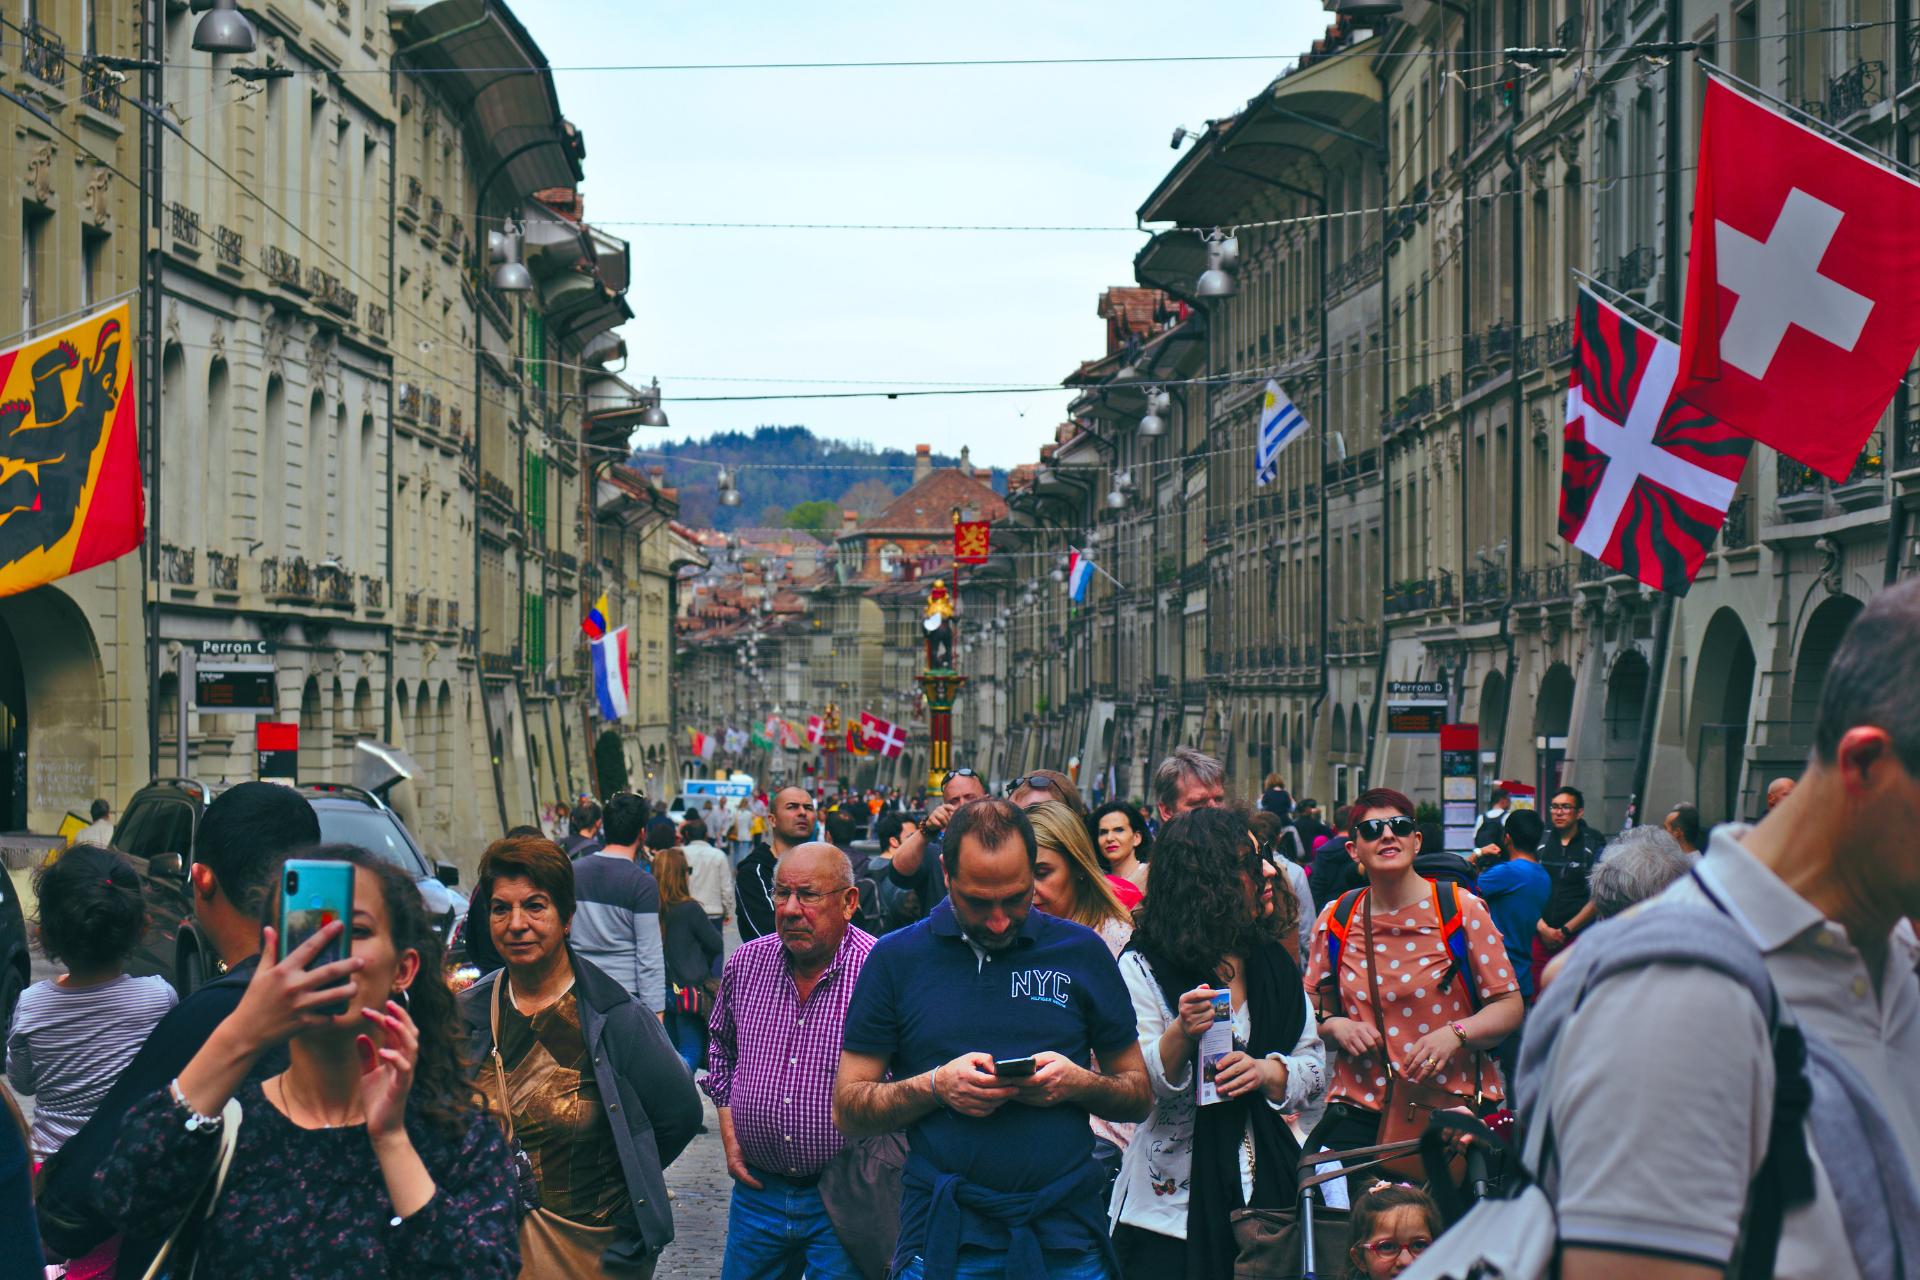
left=1676, top=78, right=1920, bottom=479
left=805, top=715, right=825, bottom=746
left=859, top=712, right=908, bottom=758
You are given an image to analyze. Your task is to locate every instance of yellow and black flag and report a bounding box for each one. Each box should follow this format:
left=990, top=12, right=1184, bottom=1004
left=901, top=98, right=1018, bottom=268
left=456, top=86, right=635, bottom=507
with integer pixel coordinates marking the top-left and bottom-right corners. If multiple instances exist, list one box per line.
left=0, top=303, right=142, bottom=597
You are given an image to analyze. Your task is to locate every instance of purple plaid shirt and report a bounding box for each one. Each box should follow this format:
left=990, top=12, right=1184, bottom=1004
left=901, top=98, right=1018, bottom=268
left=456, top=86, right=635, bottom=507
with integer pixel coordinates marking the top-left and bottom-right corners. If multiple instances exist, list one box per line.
left=702, top=926, right=876, bottom=1177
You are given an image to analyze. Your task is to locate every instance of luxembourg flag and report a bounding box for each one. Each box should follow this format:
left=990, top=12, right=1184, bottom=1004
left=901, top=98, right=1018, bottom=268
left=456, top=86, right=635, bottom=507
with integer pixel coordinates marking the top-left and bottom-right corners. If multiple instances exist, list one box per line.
left=1256, top=379, right=1308, bottom=486
left=589, top=626, right=629, bottom=720
left=1066, top=550, right=1095, bottom=604
left=581, top=592, right=611, bottom=641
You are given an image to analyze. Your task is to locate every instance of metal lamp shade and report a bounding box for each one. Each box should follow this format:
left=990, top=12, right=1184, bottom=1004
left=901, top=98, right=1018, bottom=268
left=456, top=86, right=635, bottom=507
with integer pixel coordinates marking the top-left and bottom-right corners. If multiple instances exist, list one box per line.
left=192, top=0, right=257, bottom=53
left=1106, top=487, right=1128, bottom=509
left=492, top=261, right=533, bottom=292
left=1195, top=268, right=1236, bottom=298
left=639, top=403, right=669, bottom=428
left=1138, top=410, right=1165, bottom=437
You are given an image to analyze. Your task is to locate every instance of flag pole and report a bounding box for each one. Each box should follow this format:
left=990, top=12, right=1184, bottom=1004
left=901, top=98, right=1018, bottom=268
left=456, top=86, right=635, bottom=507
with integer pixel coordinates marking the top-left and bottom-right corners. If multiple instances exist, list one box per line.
left=1697, top=62, right=1920, bottom=182
left=1072, top=544, right=1126, bottom=589
left=1570, top=269, right=1680, bottom=340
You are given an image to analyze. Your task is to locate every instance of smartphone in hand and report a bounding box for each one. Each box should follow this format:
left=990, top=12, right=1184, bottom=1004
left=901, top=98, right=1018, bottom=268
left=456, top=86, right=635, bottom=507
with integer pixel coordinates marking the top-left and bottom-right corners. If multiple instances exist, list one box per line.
left=278, top=859, right=355, bottom=1016
left=991, top=1056, right=1038, bottom=1078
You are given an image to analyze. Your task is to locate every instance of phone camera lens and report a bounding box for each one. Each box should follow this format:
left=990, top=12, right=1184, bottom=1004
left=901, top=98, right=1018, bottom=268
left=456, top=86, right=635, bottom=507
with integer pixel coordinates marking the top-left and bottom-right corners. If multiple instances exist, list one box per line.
left=285, top=870, right=300, bottom=894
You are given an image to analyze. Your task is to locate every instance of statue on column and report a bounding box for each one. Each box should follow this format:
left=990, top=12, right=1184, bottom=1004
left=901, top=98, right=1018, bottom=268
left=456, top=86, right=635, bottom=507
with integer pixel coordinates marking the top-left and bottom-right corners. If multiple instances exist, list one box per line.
left=923, top=578, right=955, bottom=671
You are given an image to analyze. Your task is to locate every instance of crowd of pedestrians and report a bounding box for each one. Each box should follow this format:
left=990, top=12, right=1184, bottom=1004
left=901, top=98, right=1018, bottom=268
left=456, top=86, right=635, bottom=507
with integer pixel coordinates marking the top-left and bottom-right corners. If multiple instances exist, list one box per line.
left=6, top=579, right=1920, bottom=1278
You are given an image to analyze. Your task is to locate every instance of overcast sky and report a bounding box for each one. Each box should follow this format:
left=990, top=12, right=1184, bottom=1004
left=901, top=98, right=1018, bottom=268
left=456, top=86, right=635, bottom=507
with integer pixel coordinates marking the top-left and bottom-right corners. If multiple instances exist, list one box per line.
left=523, top=1, right=1335, bottom=471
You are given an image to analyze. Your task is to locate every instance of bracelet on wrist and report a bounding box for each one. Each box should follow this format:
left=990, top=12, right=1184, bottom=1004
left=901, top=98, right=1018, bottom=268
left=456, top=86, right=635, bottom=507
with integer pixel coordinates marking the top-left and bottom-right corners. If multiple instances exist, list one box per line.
left=168, top=1078, right=224, bottom=1134
left=1450, top=1021, right=1470, bottom=1045
left=928, top=1066, right=945, bottom=1108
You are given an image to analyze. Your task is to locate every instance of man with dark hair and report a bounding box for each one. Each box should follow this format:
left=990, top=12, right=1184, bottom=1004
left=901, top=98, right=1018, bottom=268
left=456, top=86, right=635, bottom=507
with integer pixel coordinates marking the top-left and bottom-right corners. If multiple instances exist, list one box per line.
left=736, top=786, right=818, bottom=943
left=35, top=782, right=321, bottom=1267
left=572, top=791, right=665, bottom=1015
left=1473, top=807, right=1550, bottom=1007
left=565, top=798, right=605, bottom=858
left=873, top=767, right=986, bottom=932
left=1526, top=579, right=1920, bottom=1279
left=1534, top=785, right=1608, bottom=967
left=1291, top=798, right=1330, bottom=854
left=681, top=816, right=733, bottom=932
left=835, top=798, right=1150, bottom=1279
left=1664, top=801, right=1705, bottom=854
left=73, top=797, right=113, bottom=848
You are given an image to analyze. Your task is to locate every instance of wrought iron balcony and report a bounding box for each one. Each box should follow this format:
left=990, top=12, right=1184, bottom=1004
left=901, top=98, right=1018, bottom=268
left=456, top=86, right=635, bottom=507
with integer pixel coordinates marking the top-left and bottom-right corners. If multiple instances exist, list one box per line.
left=1464, top=565, right=1505, bottom=604
left=447, top=600, right=461, bottom=630
left=170, top=203, right=200, bottom=249
left=21, top=21, right=64, bottom=84
left=425, top=393, right=443, bottom=428
left=206, top=549, right=239, bottom=592
left=403, top=591, right=421, bottom=626
left=214, top=224, right=242, bottom=268
left=361, top=575, right=385, bottom=609
left=1555, top=13, right=1582, bottom=46
left=161, top=543, right=195, bottom=586
left=426, top=597, right=441, bottom=629
left=403, top=176, right=423, bottom=217
left=1577, top=554, right=1613, bottom=583
left=79, top=54, right=120, bottom=114
left=264, top=245, right=303, bottom=290
left=315, top=562, right=353, bottom=607
left=261, top=555, right=314, bottom=602
left=1719, top=494, right=1751, bottom=550
left=1389, top=382, right=1434, bottom=430
left=1822, top=61, right=1886, bottom=121
left=1513, top=562, right=1572, bottom=602
left=1329, top=241, right=1382, bottom=296
left=1611, top=247, right=1656, bottom=294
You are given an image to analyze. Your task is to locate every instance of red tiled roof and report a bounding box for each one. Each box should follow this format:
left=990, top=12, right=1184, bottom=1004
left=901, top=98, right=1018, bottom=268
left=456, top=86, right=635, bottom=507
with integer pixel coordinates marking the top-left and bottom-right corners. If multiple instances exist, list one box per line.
left=846, top=467, right=1006, bottom=538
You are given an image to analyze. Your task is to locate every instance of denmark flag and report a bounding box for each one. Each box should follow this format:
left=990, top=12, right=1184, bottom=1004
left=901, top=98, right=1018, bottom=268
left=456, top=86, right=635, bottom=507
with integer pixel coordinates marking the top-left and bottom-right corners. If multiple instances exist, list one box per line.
left=806, top=715, right=825, bottom=746
left=1562, top=289, right=1750, bottom=594
left=859, top=712, right=908, bottom=758
left=1676, top=77, right=1920, bottom=479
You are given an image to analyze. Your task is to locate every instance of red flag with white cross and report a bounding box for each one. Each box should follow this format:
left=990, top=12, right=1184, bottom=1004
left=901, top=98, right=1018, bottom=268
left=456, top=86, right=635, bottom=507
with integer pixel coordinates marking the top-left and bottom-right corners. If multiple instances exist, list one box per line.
left=1676, top=77, right=1920, bottom=479
left=1562, top=289, right=1750, bottom=594
left=859, top=712, right=908, bottom=758
left=806, top=715, right=825, bottom=746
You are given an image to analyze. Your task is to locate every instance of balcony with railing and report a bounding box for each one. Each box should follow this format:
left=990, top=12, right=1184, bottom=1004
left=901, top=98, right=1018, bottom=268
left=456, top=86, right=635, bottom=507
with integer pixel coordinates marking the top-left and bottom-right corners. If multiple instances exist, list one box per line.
left=261, top=555, right=314, bottom=602
left=1329, top=241, right=1382, bottom=297
left=1464, top=321, right=1517, bottom=384
left=403, top=591, right=421, bottom=626
left=1804, top=61, right=1887, bottom=122
left=1513, top=561, right=1572, bottom=603
left=480, top=470, right=515, bottom=513
left=206, top=549, right=239, bottom=592
left=315, top=561, right=353, bottom=608
left=1385, top=571, right=1454, bottom=615
left=307, top=266, right=358, bottom=321
left=1777, top=437, right=1886, bottom=519
left=1387, top=382, right=1434, bottom=434
left=264, top=245, right=303, bottom=291
left=79, top=54, right=120, bottom=114
left=169, top=203, right=200, bottom=250
left=397, top=382, right=422, bottom=421
left=214, top=224, right=243, bottom=269
left=446, top=600, right=461, bottom=631
left=1464, top=565, right=1506, bottom=604
left=1609, top=247, right=1656, bottom=295
left=361, top=575, right=385, bottom=609
left=161, top=544, right=195, bottom=586
left=425, top=393, right=443, bottom=429
left=21, top=20, right=64, bottom=84
left=426, top=597, right=442, bottom=629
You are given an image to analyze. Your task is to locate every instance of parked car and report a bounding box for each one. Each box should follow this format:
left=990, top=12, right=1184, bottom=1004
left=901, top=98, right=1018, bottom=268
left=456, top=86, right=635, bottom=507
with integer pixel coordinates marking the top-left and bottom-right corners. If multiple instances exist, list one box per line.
left=114, top=778, right=467, bottom=997
left=0, top=862, right=28, bottom=1031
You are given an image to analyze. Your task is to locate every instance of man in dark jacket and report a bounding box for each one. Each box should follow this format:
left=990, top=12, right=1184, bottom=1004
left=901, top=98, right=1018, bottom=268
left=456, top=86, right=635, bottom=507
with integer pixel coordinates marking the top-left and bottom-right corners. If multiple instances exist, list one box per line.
left=461, top=949, right=701, bottom=1271
left=1534, top=785, right=1610, bottom=963
left=564, top=798, right=605, bottom=858
left=36, top=783, right=320, bottom=1269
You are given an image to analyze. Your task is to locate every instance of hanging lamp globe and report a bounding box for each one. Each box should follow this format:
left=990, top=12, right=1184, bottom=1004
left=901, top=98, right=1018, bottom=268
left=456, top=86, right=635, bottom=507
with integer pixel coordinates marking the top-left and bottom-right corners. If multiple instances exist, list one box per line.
left=1195, top=267, right=1237, bottom=298
left=1106, top=486, right=1128, bottom=509
left=639, top=401, right=669, bottom=428
left=192, top=0, right=257, bottom=53
left=1138, top=410, right=1165, bottom=437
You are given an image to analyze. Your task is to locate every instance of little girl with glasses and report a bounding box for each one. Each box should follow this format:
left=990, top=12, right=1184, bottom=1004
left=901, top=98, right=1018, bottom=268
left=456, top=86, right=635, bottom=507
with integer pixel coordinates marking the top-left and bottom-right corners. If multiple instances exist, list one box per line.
left=1347, top=1181, right=1441, bottom=1279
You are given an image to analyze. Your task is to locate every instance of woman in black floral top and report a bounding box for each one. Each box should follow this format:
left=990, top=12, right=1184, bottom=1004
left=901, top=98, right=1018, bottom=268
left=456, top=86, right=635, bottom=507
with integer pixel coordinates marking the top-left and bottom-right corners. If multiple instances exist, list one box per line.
left=96, top=845, right=520, bottom=1279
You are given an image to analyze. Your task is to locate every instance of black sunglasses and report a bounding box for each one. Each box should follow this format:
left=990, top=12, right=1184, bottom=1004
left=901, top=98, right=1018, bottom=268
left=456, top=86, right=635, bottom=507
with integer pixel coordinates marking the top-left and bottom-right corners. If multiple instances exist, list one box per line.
left=941, top=768, right=980, bottom=787
left=1007, top=775, right=1057, bottom=794
left=1355, top=815, right=1419, bottom=842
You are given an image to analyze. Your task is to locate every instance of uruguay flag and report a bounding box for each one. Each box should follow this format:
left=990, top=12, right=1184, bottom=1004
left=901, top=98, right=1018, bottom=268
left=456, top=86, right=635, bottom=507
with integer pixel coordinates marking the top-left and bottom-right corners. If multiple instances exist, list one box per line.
left=1067, top=550, right=1095, bottom=603
left=581, top=592, right=611, bottom=641
left=1256, top=379, right=1308, bottom=486
left=590, top=626, right=629, bottom=720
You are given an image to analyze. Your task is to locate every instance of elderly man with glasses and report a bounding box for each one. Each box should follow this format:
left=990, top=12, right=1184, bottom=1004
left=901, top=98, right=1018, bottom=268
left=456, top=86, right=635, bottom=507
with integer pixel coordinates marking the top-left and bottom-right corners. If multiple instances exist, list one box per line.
left=706, top=842, right=876, bottom=1279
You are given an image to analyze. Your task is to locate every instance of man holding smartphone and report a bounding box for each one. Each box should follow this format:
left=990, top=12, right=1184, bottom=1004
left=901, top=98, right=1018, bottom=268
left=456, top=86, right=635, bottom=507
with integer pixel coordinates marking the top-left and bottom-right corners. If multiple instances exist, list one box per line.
left=835, top=799, right=1151, bottom=1280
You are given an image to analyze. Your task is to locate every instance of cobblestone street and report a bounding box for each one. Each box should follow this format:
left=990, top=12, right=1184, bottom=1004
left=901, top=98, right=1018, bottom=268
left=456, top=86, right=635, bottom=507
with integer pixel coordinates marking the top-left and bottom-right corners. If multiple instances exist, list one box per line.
left=657, top=1088, right=732, bottom=1275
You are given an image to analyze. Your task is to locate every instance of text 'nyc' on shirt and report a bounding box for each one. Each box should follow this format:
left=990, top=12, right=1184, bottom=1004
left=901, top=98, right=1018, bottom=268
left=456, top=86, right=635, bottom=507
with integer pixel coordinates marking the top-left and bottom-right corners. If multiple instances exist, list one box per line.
left=841, top=899, right=1137, bottom=1199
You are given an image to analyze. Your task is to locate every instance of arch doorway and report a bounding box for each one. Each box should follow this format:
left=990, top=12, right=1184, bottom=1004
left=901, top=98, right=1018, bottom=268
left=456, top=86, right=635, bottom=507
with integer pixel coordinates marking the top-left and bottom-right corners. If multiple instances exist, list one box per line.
left=1534, top=663, right=1574, bottom=800
left=1601, top=651, right=1650, bottom=826
left=1689, top=609, right=1758, bottom=824
left=1477, top=671, right=1508, bottom=777
left=1790, top=596, right=1864, bottom=751
left=0, top=587, right=106, bottom=832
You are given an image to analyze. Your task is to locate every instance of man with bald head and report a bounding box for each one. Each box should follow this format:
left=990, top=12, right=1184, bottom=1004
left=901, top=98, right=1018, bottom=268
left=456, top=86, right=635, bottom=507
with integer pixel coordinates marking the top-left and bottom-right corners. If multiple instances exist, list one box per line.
left=706, top=842, right=875, bottom=1278
left=1765, top=775, right=1796, bottom=815
left=735, top=784, right=818, bottom=942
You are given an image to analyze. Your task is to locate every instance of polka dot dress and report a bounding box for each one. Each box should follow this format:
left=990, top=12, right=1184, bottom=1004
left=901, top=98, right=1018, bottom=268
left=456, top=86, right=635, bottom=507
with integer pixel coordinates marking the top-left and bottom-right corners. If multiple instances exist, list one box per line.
left=1301, top=885, right=1519, bottom=1111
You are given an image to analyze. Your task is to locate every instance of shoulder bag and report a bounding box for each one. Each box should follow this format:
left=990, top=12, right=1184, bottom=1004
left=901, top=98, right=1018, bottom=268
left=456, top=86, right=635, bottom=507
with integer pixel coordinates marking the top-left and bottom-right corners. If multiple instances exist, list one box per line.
left=1362, top=887, right=1480, bottom=1183
left=139, top=1097, right=243, bottom=1280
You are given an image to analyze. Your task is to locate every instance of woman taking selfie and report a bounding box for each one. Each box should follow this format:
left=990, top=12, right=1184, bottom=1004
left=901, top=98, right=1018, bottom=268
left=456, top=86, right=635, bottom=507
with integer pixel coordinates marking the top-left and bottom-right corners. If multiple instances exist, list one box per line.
left=1027, top=801, right=1135, bottom=954
left=1089, top=800, right=1151, bottom=894
left=462, top=834, right=702, bottom=1277
left=1110, top=807, right=1326, bottom=1279
left=1300, top=788, right=1523, bottom=1181
left=95, top=845, right=520, bottom=1278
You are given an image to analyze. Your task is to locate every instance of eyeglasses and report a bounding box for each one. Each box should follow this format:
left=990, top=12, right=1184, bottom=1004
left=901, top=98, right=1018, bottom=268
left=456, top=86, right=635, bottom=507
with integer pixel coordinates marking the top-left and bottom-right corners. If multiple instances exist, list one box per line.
left=941, top=768, right=980, bottom=787
left=772, top=885, right=849, bottom=906
left=1362, top=1237, right=1432, bottom=1259
left=1549, top=802, right=1578, bottom=812
left=1007, top=775, right=1057, bottom=794
left=1354, top=816, right=1419, bottom=842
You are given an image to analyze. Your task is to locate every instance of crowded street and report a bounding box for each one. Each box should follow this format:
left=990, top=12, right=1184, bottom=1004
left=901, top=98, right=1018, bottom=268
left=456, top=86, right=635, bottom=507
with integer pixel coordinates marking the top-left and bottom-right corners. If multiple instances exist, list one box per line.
left=4, top=0, right=1920, bottom=1277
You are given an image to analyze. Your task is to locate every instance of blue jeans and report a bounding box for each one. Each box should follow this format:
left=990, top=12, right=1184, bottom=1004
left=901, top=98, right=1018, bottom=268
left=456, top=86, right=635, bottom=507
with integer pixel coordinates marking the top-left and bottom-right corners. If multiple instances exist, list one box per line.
left=665, top=1008, right=707, bottom=1077
left=894, top=1247, right=1110, bottom=1280
left=721, top=1172, right=862, bottom=1280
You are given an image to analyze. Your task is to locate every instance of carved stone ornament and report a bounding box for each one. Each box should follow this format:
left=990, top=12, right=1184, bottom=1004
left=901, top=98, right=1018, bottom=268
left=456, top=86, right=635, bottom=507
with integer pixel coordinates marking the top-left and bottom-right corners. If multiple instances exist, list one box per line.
left=164, top=301, right=183, bottom=352
left=209, top=321, right=227, bottom=361
left=1814, top=536, right=1844, bottom=596
left=1556, top=131, right=1583, bottom=167
left=25, top=142, right=55, bottom=205
left=263, top=318, right=288, bottom=379
left=84, top=166, right=113, bottom=227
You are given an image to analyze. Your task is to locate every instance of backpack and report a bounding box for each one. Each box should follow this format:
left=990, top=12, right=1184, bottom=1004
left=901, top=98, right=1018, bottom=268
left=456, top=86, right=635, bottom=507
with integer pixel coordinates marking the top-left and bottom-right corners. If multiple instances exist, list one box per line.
left=1319, top=881, right=1479, bottom=1016
left=1402, top=874, right=1826, bottom=1280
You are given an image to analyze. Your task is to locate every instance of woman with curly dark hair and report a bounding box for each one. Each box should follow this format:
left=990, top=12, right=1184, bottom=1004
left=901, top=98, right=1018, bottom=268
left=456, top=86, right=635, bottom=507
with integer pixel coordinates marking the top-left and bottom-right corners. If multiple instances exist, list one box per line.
left=96, top=844, right=521, bottom=1279
left=1109, top=808, right=1326, bottom=1279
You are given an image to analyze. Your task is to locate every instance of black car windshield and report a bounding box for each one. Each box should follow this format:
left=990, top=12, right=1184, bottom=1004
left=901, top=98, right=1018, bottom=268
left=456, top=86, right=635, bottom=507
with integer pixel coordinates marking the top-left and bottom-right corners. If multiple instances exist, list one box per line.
left=314, top=807, right=429, bottom=879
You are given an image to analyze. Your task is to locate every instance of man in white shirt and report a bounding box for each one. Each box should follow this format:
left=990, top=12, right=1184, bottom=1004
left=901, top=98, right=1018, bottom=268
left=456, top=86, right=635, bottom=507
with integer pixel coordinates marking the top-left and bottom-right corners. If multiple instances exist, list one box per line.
left=681, top=816, right=734, bottom=934
left=728, top=802, right=755, bottom=866
left=72, top=798, right=114, bottom=848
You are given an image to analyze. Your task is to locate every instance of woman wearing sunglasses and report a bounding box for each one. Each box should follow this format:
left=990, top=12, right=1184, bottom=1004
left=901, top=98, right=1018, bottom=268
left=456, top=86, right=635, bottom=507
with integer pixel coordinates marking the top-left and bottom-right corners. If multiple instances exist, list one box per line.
left=1299, top=788, right=1523, bottom=1185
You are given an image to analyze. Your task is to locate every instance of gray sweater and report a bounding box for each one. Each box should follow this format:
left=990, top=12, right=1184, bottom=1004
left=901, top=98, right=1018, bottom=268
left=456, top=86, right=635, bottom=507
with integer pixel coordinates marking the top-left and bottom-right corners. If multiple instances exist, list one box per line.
left=570, top=852, right=666, bottom=1013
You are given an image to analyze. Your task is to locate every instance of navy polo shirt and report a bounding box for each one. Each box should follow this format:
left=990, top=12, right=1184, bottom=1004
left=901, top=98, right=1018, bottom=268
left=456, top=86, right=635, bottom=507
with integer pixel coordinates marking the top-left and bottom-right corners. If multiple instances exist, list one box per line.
left=841, top=899, right=1136, bottom=1252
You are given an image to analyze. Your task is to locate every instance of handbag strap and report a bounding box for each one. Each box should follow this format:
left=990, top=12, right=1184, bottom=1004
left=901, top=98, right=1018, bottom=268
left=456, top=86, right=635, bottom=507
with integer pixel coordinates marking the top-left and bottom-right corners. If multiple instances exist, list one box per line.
left=489, top=977, right=516, bottom=1146
left=139, top=1097, right=243, bottom=1280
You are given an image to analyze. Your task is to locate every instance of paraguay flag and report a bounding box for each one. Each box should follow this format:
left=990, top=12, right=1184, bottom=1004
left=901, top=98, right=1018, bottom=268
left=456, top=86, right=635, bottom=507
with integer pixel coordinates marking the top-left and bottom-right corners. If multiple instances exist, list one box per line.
left=589, top=626, right=629, bottom=720
left=1256, top=379, right=1308, bottom=486
left=1066, top=550, right=1095, bottom=604
left=581, top=593, right=610, bottom=641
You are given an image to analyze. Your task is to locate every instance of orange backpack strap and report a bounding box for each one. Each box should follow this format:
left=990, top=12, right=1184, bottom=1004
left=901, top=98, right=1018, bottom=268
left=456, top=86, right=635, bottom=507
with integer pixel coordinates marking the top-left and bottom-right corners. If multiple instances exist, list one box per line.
left=1319, top=887, right=1368, bottom=1016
